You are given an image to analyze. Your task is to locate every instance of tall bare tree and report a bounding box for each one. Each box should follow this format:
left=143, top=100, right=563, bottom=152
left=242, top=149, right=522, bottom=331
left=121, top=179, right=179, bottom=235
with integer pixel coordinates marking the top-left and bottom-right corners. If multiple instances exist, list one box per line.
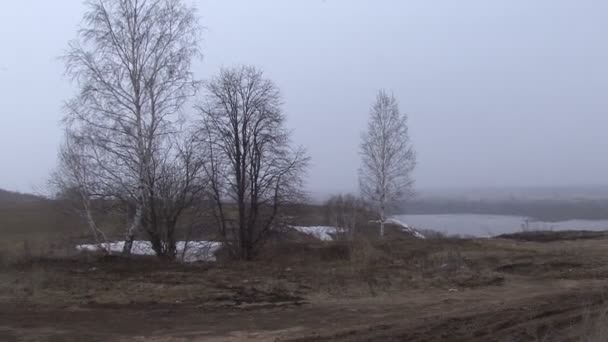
left=359, top=90, right=416, bottom=238
left=62, top=0, right=202, bottom=256
left=197, top=66, right=309, bottom=260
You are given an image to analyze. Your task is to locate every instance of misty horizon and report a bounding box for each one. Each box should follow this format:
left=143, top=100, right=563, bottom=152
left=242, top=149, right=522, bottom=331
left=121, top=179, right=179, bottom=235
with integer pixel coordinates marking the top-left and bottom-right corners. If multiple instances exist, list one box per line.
left=2, top=0, right=608, bottom=194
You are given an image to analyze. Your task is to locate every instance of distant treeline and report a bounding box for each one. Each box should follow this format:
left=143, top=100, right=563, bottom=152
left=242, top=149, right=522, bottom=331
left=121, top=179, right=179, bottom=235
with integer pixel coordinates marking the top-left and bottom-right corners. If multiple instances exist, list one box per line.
left=403, top=198, right=608, bottom=222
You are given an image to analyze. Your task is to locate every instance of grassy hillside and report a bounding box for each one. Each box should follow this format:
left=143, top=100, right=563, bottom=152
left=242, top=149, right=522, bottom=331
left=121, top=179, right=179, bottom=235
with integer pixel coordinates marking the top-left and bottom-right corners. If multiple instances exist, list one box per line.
left=0, top=190, right=83, bottom=256
left=0, top=188, right=44, bottom=205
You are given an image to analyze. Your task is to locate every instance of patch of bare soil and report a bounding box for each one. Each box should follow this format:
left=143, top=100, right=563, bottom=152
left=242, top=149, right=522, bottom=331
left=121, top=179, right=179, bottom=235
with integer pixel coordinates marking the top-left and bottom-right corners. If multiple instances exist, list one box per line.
left=290, top=281, right=608, bottom=342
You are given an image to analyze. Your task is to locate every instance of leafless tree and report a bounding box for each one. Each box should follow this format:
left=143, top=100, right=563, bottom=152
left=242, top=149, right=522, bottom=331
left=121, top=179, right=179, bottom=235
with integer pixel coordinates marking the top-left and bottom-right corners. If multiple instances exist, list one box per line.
left=197, top=66, right=309, bottom=260
left=143, top=133, right=208, bottom=258
left=324, top=194, right=368, bottom=240
left=62, top=0, right=203, bottom=256
left=52, top=131, right=110, bottom=254
left=359, top=90, right=416, bottom=238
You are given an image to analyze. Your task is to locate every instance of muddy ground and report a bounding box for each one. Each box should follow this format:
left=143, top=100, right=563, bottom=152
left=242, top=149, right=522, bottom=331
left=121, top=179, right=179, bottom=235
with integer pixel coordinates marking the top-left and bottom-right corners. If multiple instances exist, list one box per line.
left=2, top=233, right=608, bottom=341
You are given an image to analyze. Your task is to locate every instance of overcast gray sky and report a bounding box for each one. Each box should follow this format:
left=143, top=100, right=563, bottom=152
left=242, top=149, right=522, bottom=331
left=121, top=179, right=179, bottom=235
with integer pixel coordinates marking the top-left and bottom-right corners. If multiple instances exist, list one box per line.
left=1, top=0, right=608, bottom=196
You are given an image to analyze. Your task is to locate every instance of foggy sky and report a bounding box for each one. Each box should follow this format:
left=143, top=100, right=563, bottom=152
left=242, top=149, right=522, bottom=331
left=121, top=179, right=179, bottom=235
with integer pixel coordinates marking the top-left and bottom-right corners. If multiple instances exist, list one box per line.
left=1, top=1, right=608, bottom=196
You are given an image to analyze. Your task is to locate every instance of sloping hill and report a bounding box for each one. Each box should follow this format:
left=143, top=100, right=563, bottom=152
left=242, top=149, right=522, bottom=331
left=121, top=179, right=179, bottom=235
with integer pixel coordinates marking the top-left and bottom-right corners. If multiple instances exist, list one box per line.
left=0, top=188, right=44, bottom=205
left=0, top=189, right=83, bottom=254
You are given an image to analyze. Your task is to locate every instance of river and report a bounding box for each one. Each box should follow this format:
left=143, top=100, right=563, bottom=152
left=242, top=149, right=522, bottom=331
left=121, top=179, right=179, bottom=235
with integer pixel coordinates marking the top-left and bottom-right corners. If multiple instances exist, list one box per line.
left=394, top=214, right=608, bottom=237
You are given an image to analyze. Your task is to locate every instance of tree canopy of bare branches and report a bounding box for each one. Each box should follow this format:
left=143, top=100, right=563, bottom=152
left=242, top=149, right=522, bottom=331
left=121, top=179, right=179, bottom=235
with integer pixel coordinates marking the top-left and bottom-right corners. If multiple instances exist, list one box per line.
left=197, top=66, right=309, bottom=260
left=359, top=90, right=416, bottom=238
left=60, top=0, right=204, bottom=258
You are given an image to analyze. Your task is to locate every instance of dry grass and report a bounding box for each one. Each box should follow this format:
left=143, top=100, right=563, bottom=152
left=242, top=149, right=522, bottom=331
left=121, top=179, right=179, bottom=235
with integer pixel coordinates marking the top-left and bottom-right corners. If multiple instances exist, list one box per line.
left=0, top=235, right=516, bottom=307
left=4, top=232, right=608, bottom=341
left=6, top=226, right=608, bottom=306
left=252, top=236, right=513, bottom=299
left=0, top=199, right=89, bottom=267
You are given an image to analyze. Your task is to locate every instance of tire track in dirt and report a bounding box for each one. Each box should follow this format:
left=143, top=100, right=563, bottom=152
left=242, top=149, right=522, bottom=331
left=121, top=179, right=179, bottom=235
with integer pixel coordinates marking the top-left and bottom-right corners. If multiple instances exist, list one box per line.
left=287, top=281, right=608, bottom=342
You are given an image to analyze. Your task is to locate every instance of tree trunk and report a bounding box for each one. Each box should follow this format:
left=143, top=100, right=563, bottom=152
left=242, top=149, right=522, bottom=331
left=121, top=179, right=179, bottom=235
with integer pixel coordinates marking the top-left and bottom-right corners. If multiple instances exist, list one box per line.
left=84, top=205, right=109, bottom=255
left=379, top=205, right=385, bottom=239
left=122, top=205, right=142, bottom=255
left=79, top=192, right=109, bottom=254
left=123, top=234, right=135, bottom=256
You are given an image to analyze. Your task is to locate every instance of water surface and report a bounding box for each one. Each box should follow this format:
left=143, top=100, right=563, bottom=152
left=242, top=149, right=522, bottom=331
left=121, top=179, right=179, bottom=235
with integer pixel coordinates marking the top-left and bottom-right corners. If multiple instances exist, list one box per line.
left=395, top=214, right=608, bottom=237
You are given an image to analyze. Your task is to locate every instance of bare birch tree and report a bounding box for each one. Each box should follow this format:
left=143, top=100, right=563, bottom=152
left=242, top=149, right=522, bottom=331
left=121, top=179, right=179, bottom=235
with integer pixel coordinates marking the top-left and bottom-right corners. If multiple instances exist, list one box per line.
left=359, top=90, right=416, bottom=238
left=197, top=66, right=309, bottom=260
left=62, top=0, right=202, bottom=256
left=52, top=131, right=110, bottom=253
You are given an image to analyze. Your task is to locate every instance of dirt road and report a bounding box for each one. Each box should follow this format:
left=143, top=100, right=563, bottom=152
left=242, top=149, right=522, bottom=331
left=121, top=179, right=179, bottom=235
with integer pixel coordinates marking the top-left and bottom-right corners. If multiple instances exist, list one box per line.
left=1, top=277, right=606, bottom=341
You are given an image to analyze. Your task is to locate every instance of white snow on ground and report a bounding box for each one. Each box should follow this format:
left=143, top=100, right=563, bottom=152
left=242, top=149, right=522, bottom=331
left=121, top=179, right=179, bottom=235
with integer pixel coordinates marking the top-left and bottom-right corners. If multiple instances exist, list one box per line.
left=292, top=226, right=337, bottom=241
left=385, top=218, right=427, bottom=239
left=75, top=240, right=222, bottom=262
left=293, top=220, right=426, bottom=241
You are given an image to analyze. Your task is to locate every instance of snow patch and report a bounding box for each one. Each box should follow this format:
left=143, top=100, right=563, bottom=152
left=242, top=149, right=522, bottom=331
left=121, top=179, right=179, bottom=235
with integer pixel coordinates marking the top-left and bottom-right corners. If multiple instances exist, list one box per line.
left=293, top=220, right=426, bottom=241
left=75, top=240, right=222, bottom=262
left=292, top=226, right=337, bottom=241
left=385, top=218, right=426, bottom=239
